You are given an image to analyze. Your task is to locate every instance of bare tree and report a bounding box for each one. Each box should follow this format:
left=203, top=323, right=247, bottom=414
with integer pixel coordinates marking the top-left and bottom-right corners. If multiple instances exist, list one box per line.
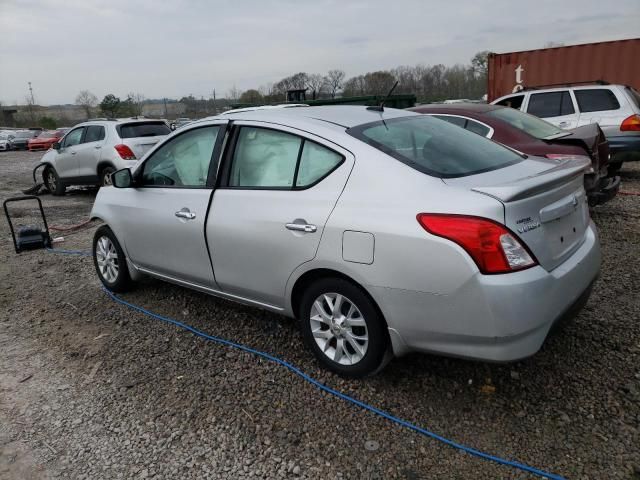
left=127, top=92, right=146, bottom=116
left=324, top=69, right=345, bottom=98
left=227, top=85, right=241, bottom=102
left=75, top=90, right=99, bottom=119
left=306, top=74, right=325, bottom=100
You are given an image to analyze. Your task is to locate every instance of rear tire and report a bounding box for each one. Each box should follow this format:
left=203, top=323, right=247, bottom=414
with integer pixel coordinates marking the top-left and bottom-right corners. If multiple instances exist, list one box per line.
left=299, top=278, right=389, bottom=377
left=43, top=166, right=66, bottom=196
left=608, top=161, right=622, bottom=175
left=93, top=226, right=132, bottom=292
left=100, top=166, right=116, bottom=187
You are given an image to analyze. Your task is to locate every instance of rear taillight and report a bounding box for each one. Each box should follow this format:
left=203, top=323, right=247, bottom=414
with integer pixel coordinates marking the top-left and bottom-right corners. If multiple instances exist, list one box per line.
left=114, top=144, right=136, bottom=160
left=416, top=214, right=537, bottom=274
left=620, top=114, right=640, bottom=132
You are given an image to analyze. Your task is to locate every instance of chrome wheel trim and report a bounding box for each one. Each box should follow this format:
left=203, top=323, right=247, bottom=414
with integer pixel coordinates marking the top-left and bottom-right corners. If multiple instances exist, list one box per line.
left=310, top=293, right=368, bottom=366
left=95, top=236, right=119, bottom=284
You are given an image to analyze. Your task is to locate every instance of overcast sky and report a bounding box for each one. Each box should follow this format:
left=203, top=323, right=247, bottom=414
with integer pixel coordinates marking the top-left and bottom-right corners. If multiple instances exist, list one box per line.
left=0, top=0, right=638, bottom=105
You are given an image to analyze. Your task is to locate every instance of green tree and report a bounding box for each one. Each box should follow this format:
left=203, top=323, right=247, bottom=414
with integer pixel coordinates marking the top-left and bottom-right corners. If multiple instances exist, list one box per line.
left=38, top=116, right=57, bottom=129
left=239, top=89, right=264, bottom=105
left=100, top=94, right=121, bottom=117
left=471, top=50, right=490, bottom=77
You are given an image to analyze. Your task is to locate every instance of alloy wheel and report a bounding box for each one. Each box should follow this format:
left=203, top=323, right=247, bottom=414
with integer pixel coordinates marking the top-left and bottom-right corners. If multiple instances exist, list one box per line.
left=309, top=293, right=369, bottom=366
left=46, top=170, right=57, bottom=191
left=95, top=236, right=119, bottom=283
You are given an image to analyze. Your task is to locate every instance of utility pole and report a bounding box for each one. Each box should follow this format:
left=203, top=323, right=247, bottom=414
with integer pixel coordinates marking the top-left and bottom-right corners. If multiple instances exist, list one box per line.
left=212, top=89, right=217, bottom=115
left=163, top=97, right=168, bottom=119
left=27, top=81, right=36, bottom=123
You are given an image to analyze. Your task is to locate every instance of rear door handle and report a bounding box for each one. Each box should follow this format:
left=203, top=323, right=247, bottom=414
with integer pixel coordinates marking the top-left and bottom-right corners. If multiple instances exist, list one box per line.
left=175, top=208, right=196, bottom=220
left=94, top=145, right=101, bottom=149
left=70, top=150, right=77, bottom=155
left=286, top=222, right=317, bottom=233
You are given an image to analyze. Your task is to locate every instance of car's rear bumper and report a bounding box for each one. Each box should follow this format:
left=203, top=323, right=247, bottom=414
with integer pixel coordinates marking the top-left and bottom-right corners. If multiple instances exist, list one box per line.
left=373, top=222, right=601, bottom=361
left=588, top=175, right=620, bottom=206
left=608, top=134, right=640, bottom=160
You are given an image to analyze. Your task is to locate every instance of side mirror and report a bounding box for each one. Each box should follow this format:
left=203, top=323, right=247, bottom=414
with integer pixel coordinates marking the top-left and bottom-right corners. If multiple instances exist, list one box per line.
left=52, top=142, right=61, bottom=151
left=112, top=168, right=134, bottom=188
left=170, top=123, right=177, bottom=131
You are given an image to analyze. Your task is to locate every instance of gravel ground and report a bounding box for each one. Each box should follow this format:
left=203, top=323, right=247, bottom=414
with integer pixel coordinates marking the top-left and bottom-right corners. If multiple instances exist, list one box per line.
left=0, top=150, right=638, bottom=480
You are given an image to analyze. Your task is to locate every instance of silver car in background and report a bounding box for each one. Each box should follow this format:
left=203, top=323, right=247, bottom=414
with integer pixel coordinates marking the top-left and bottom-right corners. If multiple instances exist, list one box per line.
left=90, top=106, right=600, bottom=377
left=38, top=118, right=171, bottom=195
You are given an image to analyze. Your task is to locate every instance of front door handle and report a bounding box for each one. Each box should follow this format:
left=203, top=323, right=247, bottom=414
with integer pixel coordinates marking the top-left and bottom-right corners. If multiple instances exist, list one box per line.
left=94, top=145, right=101, bottom=149
left=175, top=208, right=196, bottom=220
left=286, top=222, right=317, bottom=233
left=70, top=150, right=77, bottom=155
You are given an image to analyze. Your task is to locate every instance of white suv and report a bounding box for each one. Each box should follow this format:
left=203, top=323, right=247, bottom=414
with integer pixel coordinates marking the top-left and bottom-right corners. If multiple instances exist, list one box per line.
left=492, top=84, right=640, bottom=172
left=39, top=118, right=171, bottom=195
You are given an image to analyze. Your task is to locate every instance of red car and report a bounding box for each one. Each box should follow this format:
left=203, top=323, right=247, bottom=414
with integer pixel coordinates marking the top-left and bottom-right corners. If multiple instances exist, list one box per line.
left=27, top=129, right=68, bottom=151
left=409, top=103, right=620, bottom=206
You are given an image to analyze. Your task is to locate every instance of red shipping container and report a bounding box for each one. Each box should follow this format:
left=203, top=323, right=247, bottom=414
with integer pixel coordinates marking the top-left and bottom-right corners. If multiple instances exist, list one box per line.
left=487, top=38, right=640, bottom=101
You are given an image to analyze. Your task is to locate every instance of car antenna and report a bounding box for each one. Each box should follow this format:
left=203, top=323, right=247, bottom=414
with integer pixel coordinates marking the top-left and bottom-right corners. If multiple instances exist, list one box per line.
left=367, top=81, right=399, bottom=112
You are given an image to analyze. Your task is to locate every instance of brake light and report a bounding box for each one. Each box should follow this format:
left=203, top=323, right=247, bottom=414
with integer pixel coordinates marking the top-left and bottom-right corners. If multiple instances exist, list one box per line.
left=621, top=114, right=640, bottom=131
left=114, top=144, right=136, bottom=160
left=416, top=214, right=537, bottom=274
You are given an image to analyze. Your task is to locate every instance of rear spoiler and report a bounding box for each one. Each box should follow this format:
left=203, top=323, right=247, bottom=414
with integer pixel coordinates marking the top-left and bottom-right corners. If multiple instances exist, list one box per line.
left=472, top=157, right=590, bottom=202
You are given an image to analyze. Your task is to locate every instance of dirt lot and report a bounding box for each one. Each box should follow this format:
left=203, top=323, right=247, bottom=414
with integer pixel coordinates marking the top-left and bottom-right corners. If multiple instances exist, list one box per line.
left=0, top=150, right=638, bottom=480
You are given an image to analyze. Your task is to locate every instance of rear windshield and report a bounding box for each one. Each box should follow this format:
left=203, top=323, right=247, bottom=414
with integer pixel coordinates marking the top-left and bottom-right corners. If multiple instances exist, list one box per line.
left=485, top=107, right=564, bottom=139
left=117, top=122, right=170, bottom=139
left=347, top=115, right=522, bottom=178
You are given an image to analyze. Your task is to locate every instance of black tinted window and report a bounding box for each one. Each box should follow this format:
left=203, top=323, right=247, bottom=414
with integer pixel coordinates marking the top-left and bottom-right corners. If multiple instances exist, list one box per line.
left=465, top=119, right=491, bottom=137
left=574, top=89, right=620, bottom=113
left=496, top=95, right=524, bottom=109
left=118, top=122, right=170, bottom=139
left=84, top=125, right=105, bottom=143
left=348, top=116, right=522, bottom=178
left=433, top=115, right=466, bottom=128
left=527, top=91, right=574, bottom=118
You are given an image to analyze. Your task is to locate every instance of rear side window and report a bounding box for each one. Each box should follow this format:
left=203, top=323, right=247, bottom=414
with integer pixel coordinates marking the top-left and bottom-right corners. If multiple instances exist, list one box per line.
left=84, top=125, right=105, bottom=143
left=348, top=116, right=522, bottom=178
left=433, top=115, right=466, bottom=128
left=495, top=95, right=524, bottom=109
left=574, top=89, right=620, bottom=112
left=527, top=91, right=574, bottom=118
left=228, top=127, right=344, bottom=189
left=118, top=122, right=170, bottom=139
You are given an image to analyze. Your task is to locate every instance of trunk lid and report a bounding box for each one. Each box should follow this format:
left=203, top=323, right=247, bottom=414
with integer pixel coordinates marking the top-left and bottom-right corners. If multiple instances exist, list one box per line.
left=545, top=123, right=610, bottom=173
left=444, top=156, right=591, bottom=271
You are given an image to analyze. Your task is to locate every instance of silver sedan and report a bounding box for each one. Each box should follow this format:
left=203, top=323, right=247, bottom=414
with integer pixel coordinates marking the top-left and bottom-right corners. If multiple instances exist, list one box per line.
left=90, top=106, right=600, bottom=377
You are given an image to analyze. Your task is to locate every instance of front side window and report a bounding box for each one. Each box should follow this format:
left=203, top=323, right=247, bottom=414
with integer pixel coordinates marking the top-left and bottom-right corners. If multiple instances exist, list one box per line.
left=63, top=128, right=84, bottom=147
left=527, top=91, right=574, bottom=118
left=574, top=89, right=620, bottom=113
left=141, top=126, right=219, bottom=187
left=84, top=126, right=105, bottom=143
left=348, top=115, right=522, bottom=178
left=228, top=127, right=344, bottom=189
left=495, top=95, right=524, bottom=109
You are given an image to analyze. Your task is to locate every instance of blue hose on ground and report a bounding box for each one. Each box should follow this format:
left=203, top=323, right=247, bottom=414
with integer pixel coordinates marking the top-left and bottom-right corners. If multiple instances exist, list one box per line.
left=47, top=248, right=565, bottom=480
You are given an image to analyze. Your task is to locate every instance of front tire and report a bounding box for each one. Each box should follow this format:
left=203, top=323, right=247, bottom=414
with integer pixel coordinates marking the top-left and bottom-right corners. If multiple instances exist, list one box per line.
left=299, top=278, right=388, bottom=377
left=93, top=226, right=132, bottom=292
left=43, top=166, right=66, bottom=196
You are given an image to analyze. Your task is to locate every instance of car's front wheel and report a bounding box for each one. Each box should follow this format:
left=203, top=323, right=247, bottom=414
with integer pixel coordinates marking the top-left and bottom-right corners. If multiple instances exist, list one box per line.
left=93, top=226, right=132, bottom=292
left=300, top=278, right=389, bottom=377
left=43, top=166, right=66, bottom=196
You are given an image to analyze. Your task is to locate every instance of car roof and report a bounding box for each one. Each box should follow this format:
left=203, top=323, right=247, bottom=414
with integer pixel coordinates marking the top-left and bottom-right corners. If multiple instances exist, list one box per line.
left=206, top=105, right=418, bottom=128
left=411, top=103, right=502, bottom=114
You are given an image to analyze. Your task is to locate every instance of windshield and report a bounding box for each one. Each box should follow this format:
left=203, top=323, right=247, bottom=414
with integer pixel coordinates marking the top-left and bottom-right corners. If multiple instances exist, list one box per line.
left=347, top=115, right=523, bottom=178
left=15, top=131, right=33, bottom=138
left=485, top=107, right=564, bottom=139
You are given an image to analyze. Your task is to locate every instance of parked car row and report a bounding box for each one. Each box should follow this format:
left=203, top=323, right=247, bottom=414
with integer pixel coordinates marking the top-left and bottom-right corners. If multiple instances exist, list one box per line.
left=491, top=83, right=640, bottom=172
